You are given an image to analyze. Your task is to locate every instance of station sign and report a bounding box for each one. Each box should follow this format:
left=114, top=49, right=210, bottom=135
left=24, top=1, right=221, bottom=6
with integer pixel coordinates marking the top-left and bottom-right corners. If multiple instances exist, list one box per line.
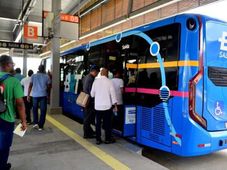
left=0, top=41, right=33, bottom=49
left=43, top=11, right=79, bottom=40
left=24, top=24, right=38, bottom=40
left=43, top=11, right=79, bottom=23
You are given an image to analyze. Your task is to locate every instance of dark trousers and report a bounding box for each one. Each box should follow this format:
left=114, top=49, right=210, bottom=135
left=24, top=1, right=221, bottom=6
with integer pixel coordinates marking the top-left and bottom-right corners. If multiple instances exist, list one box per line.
left=83, top=102, right=95, bottom=137
left=33, top=96, right=47, bottom=128
left=0, top=118, right=14, bottom=169
left=23, top=96, right=32, bottom=122
left=112, top=105, right=124, bottom=131
left=95, top=109, right=112, bottom=141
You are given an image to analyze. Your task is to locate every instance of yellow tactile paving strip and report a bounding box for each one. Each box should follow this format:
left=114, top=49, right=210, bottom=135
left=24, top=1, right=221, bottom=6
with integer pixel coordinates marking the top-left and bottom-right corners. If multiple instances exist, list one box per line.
left=46, top=114, right=131, bottom=170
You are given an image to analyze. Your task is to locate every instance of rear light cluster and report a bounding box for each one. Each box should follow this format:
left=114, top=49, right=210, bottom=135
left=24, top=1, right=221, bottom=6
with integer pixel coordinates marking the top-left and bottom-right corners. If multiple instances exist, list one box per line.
left=189, top=72, right=207, bottom=128
left=198, top=143, right=211, bottom=148
left=189, top=16, right=207, bottom=129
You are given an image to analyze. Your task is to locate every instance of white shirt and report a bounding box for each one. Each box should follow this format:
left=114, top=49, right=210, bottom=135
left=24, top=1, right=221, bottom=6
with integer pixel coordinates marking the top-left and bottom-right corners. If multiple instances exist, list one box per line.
left=21, top=77, right=32, bottom=96
left=111, top=78, right=124, bottom=105
left=91, top=76, right=117, bottom=111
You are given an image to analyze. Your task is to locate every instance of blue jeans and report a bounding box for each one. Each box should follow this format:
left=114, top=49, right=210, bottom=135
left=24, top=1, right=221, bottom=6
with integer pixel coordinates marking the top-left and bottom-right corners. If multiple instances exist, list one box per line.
left=0, top=118, right=14, bottom=168
left=33, top=96, right=47, bottom=128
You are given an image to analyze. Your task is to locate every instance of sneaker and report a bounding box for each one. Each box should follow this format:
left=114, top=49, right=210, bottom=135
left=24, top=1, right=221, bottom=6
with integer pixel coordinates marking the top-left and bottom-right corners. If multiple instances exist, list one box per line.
left=32, top=124, right=38, bottom=128
left=96, top=140, right=103, bottom=145
left=104, top=138, right=116, bottom=144
left=38, top=128, right=43, bottom=131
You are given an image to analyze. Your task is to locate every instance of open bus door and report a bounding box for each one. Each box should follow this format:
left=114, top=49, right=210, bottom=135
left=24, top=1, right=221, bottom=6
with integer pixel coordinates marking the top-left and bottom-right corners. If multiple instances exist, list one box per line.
left=120, top=50, right=138, bottom=137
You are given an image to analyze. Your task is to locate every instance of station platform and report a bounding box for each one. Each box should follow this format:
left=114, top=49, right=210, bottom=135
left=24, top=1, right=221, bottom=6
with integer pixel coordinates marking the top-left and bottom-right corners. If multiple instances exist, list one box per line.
left=9, top=114, right=168, bottom=170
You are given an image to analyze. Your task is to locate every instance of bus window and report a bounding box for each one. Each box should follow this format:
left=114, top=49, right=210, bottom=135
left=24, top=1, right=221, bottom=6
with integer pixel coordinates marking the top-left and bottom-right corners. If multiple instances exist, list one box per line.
left=120, top=36, right=138, bottom=105
left=136, top=23, right=180, bottom=107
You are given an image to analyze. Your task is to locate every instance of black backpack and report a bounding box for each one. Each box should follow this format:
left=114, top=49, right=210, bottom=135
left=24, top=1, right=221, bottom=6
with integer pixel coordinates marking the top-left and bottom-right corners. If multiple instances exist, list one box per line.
left=0, top=74, right=10, bottom=114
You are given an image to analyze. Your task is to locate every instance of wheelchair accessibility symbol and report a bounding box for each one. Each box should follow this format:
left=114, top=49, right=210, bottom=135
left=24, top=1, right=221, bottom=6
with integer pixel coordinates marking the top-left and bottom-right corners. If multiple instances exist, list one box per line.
left=215, top=101, right=224, bottom=116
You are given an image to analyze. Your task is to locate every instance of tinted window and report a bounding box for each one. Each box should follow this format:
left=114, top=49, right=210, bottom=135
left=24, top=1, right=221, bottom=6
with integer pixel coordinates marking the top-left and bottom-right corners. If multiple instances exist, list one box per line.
left=136, top=24, right=180, bottom=107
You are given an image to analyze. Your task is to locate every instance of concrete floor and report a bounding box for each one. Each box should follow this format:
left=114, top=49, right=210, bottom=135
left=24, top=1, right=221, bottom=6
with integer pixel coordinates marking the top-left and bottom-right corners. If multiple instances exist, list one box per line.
left=143, top=147, right=227, bottom=170
left=9, top=113, right=227, bottom=170
left=9, top=114, right=167, bottom=170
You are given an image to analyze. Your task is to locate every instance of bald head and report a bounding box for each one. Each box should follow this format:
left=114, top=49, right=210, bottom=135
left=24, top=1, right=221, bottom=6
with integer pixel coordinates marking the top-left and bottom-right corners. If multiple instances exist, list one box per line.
left=100, top=68, right=108, bottom=77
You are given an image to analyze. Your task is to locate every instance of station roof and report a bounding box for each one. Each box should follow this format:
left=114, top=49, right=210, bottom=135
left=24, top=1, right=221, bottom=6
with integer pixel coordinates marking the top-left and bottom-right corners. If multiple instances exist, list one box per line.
left=0, top=0, right=90, bottom=55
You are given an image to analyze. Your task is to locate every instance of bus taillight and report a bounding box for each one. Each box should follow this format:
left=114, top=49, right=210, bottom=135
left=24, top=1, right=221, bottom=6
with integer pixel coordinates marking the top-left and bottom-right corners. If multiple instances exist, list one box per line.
left=189, top=71, right=207, bottom=128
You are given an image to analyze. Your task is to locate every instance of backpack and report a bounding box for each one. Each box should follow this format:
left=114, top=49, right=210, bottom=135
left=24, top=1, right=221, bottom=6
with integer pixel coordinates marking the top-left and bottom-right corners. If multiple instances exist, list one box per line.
left=0, top=74, right=10, bottom=114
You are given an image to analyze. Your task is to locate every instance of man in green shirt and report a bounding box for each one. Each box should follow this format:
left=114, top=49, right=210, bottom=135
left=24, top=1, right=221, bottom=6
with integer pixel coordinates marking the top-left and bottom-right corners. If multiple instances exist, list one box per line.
left=0, top=55, right=27, bottom=170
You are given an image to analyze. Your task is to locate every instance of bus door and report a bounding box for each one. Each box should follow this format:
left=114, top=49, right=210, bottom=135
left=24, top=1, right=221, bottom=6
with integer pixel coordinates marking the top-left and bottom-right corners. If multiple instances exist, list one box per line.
left=202, top=21, right=227, bottom=131
left=135, top=23, right=180, bottom=147
left=122, top=49, right=138, bottom=137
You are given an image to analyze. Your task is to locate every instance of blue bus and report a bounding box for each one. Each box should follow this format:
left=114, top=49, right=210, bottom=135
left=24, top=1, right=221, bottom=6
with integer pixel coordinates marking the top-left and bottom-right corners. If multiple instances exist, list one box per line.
left=44, top=13, right=227, bottom=156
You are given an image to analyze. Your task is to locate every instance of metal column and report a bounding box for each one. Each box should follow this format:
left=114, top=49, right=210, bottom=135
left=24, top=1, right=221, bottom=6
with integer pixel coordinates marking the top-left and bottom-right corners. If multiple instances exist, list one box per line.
left=23, top=49, right=28, bottom=76
left=49, top=0, right=62, bottom=114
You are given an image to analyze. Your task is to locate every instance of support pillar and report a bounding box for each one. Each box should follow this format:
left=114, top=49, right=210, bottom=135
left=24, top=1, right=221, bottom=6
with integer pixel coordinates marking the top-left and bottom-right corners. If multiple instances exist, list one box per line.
left=23, top=49, right=28, bottom=76
left=49, top=0, right=62, bottom=114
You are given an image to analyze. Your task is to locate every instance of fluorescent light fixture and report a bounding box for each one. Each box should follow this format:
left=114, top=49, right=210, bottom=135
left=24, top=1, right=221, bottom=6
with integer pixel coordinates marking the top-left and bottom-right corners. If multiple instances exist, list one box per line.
left=28, top=21, right=42, bottom=25
left=79, top=19, right=127, bottom=39
left=40, top=40, right=76, bottom=57
left=33, top=42, right=46, bottom=46
left=40, top=51, right=51, bottom=57
left=60, top=40, right=76, bottom=48
left=80, top=0, right=108, bottom=17
left=0, top=17, right=19, bottom=22
left=40, top=0, right=183, bottom=56
left=80, top=0, right=183, bottom=39
left=130, top=0, right=182, bottom=19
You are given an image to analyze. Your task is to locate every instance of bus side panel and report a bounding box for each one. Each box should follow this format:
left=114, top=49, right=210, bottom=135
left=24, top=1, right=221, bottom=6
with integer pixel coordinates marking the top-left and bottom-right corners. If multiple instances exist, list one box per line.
left=170, top=97, right=183, bottom=155
left=136, top=102, right=172, bottom=152
left=181, top=118, right=211, bottom=156
left=63, top=92, right=84, bottom=119
left=123, top=105, right=136, bottom=136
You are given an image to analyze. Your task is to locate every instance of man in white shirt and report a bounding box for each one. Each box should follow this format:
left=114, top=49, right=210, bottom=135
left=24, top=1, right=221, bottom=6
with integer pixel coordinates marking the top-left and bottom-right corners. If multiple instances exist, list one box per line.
left=91, top=68, right=117, bottom=145
left=111, top=70, right=124, bottom=131
left=21, top=70, right=33, bottom=124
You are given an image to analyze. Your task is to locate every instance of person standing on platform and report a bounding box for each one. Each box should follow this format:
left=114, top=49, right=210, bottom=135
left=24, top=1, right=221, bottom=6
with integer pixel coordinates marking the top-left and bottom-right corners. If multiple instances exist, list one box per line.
left=0, top=55, right=27, bottom=170
left=91, top=68, right=118, bottom=145
left=14, top=68, right=25, bottom=119
left=111, top=70, right=124, bottom=130
left=82, top=65, right=99, bottom=138
left=14, top=68, right=25, bottom=81
left=21, top=70, right=33, bottom=124
left=27, top=65, right=51, bottom=131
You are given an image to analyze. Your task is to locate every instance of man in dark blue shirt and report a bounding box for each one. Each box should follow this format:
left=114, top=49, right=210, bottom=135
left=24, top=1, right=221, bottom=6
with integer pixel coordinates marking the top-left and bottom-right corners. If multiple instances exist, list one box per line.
left=82, top=65, right=99, bottom=138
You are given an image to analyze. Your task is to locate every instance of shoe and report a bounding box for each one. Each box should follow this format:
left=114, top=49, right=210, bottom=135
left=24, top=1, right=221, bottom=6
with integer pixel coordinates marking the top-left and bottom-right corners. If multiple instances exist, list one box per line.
left=38, top=128, right=43, bottom=131
left=83, top=134, right=96, bottom=139
left=33, top=124, right=38, bottom=128
left=104, top=138, right=116, bottom=144
left=5, top=163, right=11, bottom=170
left=96, top=140, right=103, bottom=145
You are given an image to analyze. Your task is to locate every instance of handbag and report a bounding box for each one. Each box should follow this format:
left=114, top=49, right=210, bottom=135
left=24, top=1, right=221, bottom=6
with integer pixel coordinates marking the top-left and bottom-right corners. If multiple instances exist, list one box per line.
left=76, top=91, right=90, bottom=107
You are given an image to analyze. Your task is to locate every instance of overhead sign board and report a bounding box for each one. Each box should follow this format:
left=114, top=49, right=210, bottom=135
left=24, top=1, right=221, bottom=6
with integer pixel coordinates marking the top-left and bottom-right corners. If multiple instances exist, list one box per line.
left=43, top=11, right=79, bottom=23
left=0, top=41, right=33, bottom=49
left=43, top=11, right=79, bottom=40
left=24, top=24, right=38, bottom=39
